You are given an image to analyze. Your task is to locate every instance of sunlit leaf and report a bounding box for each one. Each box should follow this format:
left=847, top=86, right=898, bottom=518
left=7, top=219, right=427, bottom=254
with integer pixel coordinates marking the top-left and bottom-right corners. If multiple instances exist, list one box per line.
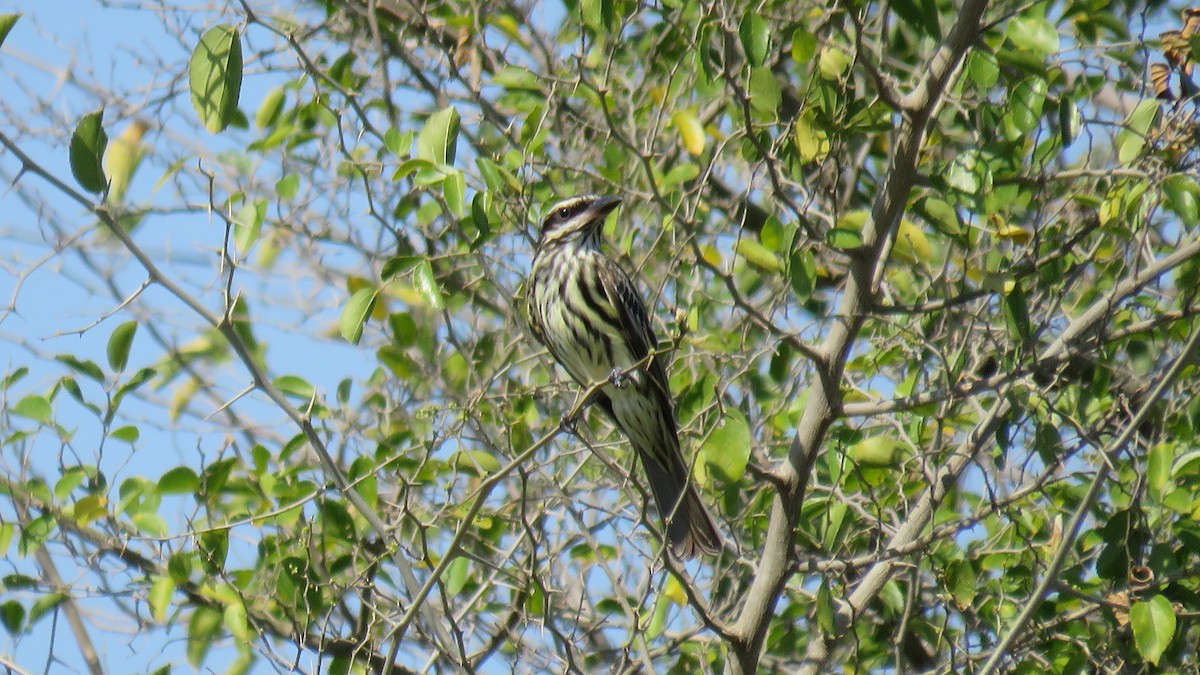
left=1130, top=594, right=1175, bottom=665
left=1006, top=16, right=1059, bottom=57
left=672, top=109, right=706, bottom=156
left=417, top=106, right=460, bottom=165
left=339, top=287, right=378, bottom=345
left=189, top=25, right=243, bottom=133
left=12, top=395, right=51, bottom=424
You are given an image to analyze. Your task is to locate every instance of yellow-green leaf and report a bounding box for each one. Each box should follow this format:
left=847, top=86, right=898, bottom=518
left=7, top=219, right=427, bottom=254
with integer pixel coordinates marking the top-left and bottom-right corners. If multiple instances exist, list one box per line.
left=149, top=575, right=175, bottom=624
left=818, top=46, right=851, bottom=80
left=847, top=436, right=905, bottom=468
left=672, top=110, right=706, bottom=156
left=734, top=239, right=782, bottom=273
left=794, top=113, right=830, bottom=162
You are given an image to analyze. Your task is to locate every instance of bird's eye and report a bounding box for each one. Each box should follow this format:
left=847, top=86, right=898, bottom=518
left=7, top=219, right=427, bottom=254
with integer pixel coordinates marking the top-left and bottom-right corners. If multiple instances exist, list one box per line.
left=557, top=208, right=571, bottom=219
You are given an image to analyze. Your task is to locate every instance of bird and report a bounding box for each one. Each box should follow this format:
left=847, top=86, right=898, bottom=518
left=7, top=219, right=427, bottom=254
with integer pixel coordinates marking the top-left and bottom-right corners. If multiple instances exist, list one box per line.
left=524, top=194, right=722, bottom=558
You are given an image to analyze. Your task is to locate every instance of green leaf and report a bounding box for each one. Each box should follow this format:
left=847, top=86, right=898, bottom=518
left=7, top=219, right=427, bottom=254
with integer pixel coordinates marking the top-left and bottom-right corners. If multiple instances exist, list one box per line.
left=448, top=449, right=502, bottom=476
left=339, top=287, right=378, bottom=345
left=1116, top=100, right=1160, bottom=164
left=18, top=514, right=55, bottom=556
left=847, top=436, right=905, bottom=468
left=106, top=320, right=138, bottom=372
left=1172, top=449, right=1200, bottom=478
left=416, top=106, right=460, bottom=165
left=276, top=173, right=299, bottom=200
left=825, top=228, right=863, bottom=250
left=815, top=580, right=835, bottom=633
left=0, top=14, right=19, bottom=50
left=72, top=495, right=107, bottom=526
left=187, top=606, right=222, bottom=667
left=1003, top=282, right=1032, bottom=343
left=412, top=259, right=445, bottom=310
left=0, top=600, right=24, bottom=635
left=3, top=366, right=28, bottom=389
left=318, top=500, right=357, bottom=541
left=12, top=394, right=51, bottom=424
left=700, top=410, right=751, bottom=482
left=224, top=601, right=249, bottom=642
left=189, top=24, right=243, bottom=134
left=1147, top=443, right=1173, bottom=497
left=445, top=556, right=470, bottom=596
left=110, top=425, right=139, bottom=443
left=158, top=467, right=200, bottom=495
left=149, top=575, right=175, bottom=624
left=1164, top=174, right=1200, bottom=225
left=274, top=375, right=315, bottom=400
left=966, top=51, right=999, bottom=90
left=233, top=200, right=264, bottom=253
left=1006, top=16, right=1059, bottom=57
left=54, top=355, right=104, bottom=382
left=1130, top=594, right=1175, bottom=666
left=791, top=29, right=816, bottom=64
left=443, top=168, right=467, bottom=217
left=27, top=592, right=66, bottom=627
left=70, top=110, right=108, bottom=193
left=132, top=512, right=169, bottom=537
left=198, top=529, right=229, bottom=575
left=748, top=68, right=781, bottom=114
left=945, top=559, right=977, bottom=609
left=734, top=239, right=782, bottom=273
left=889, top=0, right=940, bottom=39
left=1004, top=76, right=1048, bottom=140
left=789, top=247, right=817, bottom=302
left=254, top=87, right=285, bottom=129
left=54, top=467, right=87, bottom=500
left=739, top=13, right=770, bottom=68
left=818, top=47, right=852, bottom=80
left=1059, top=97, right=1082, bottom=147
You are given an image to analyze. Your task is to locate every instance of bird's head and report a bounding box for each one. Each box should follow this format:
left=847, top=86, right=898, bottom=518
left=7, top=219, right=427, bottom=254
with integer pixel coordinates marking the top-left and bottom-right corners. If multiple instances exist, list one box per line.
left=537, top=195, right=622, bottom=249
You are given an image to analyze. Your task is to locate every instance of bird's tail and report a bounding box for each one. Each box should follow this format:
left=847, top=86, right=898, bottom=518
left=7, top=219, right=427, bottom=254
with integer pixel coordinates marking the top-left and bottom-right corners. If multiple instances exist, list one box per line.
left=636, top=442, right=723, bottom=559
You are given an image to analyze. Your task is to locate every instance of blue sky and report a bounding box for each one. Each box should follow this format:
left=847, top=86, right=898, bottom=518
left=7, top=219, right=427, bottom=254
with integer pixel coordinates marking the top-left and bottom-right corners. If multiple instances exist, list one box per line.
left=0, top=1, right=376, bottom=672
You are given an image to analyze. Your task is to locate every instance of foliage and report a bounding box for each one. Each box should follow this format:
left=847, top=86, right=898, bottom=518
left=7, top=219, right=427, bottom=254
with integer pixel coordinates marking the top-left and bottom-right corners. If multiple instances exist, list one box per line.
left=1, top=0, right=1200, bottom=672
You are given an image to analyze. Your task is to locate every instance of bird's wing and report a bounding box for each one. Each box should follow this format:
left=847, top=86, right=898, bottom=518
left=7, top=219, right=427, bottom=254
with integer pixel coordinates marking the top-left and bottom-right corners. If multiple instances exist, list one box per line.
left=597, top=261, right=674, bottom=405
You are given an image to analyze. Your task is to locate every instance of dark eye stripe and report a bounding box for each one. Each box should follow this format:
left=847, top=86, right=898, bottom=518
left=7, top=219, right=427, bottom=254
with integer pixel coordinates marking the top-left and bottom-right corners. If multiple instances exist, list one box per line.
left=557, top=201, right=587, bottom=222
left=542, top=199, right=590, bottom=233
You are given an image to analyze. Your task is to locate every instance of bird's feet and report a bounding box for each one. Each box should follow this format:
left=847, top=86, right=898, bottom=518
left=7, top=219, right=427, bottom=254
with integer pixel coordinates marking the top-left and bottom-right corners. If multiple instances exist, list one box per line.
left=609, top=367, right=629, bottom=389
left=558, top=413, right=580, bottom=435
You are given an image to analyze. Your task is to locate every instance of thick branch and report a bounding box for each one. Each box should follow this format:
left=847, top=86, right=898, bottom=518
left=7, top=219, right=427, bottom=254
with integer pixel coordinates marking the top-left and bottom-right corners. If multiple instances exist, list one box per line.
left=722, top=3, right=990, bottom=672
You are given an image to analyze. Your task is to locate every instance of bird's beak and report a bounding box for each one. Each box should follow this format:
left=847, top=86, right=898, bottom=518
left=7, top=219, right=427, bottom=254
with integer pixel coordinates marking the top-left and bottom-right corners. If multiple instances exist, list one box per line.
left=591, top=195, right=622, bottom=219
